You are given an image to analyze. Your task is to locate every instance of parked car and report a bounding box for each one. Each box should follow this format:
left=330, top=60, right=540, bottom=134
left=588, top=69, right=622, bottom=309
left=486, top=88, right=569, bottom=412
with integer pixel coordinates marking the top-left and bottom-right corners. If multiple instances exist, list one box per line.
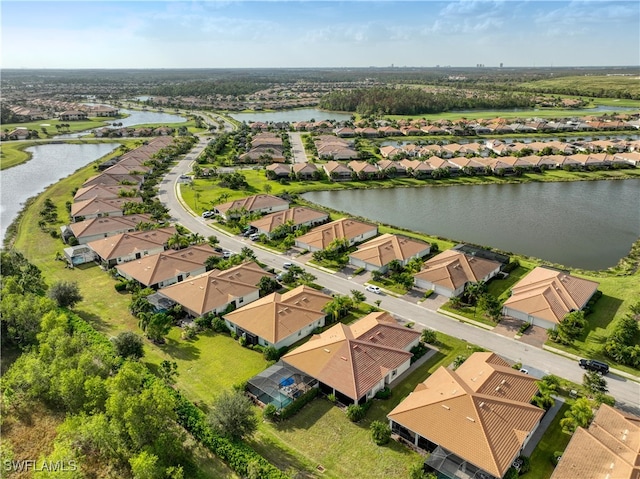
left=519, top=368, right=529, bottom=375
left=282, top=262, right=293, bottom=269
left=201, top=210, right=215, bottom=219
left=222, top=251, right=233, bottom=259
left=365, top=285, right=382, bottom=294
left=249, top=233, right=260, bottom=241
left=579, top=359, right=609, bottom=375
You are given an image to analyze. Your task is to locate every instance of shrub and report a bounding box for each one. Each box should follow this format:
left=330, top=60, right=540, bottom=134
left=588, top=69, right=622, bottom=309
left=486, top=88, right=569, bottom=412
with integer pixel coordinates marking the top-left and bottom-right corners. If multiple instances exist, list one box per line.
left=212, top=316, right=229, bottom=333
left=262, top=403, right=278, bottom=421
left=263, top=346, right=279, bottom=361
left=453, top=355, right=467, bottom=370
left=518, top=323, right=531, bottom=334
left=553, top=451, right=563, bottom=465
left=512, top=362, right=523, bottom=370
left=182, top=325, right=197, bottom=340
left=374, top=387, right=392, bottom=400
left=423, top=289, right=434, bottom=299
left=195, top=315, right=212, bottom=331
left=112, top=331, right=145, bottom=360
left=114, top=282, right=128, bottom=292
left=405, top=322, right=415, bottom=329
left=346, top=404, right=366, bottom=422
left=410, top=343, right=429, bottom=364
left=47, top=280, right=83, bottom=308
left=503, top=259, right=520, bottom=273
left=327, top=393, right=337, bottom=403
left=421, top=329, right=437, bottom=344
left=353, top=267, right=366, bottom=275
left=238, top=335, right=247, bottom=347
left=370, top=420, right=391, bottom=445
left=518, top=455, right=531, bottom=475
left=279, top=387, right=319, bottom=420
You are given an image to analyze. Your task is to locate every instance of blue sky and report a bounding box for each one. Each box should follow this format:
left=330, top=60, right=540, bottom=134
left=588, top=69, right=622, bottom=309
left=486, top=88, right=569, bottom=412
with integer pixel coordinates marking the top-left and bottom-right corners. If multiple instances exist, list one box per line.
left=2, top=1, right=639, bottom=68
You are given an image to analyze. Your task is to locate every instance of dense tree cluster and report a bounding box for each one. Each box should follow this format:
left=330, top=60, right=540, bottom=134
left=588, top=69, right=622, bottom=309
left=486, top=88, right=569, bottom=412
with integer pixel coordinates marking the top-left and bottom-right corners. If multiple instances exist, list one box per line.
left=149, top=79, right=273, bottom=98
left=319, top=87, right=533, bottom=115
left=604, top=301, right=640, bottom=368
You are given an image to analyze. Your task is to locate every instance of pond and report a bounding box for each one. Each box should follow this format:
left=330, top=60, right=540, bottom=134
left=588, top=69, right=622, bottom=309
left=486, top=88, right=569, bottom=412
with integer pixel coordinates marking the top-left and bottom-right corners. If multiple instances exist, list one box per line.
left=303, top=179, right=640, bottom=270
left=229, top=108, right=352, bottom=123
left=1, top=142, right=119, bottom=241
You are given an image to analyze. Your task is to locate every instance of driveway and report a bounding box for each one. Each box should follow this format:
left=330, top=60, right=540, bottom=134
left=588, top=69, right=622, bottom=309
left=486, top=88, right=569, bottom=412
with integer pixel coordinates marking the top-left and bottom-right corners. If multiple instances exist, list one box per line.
left=288, top=132, right=308, bottom=164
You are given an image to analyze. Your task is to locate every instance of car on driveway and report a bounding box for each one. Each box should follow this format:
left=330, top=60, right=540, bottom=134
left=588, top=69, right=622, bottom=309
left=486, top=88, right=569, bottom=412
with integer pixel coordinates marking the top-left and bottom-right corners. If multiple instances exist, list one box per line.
left=222, top=251, right=233, bottom=259
left=579, top=359, right=609, bottom=375
left=201, top=210, right=215, bottom=219
left=365, top=285, right=382, bottom=294
left=282, top=262, right=293, bottom=269
left=519, top=368, right=529, bottom=375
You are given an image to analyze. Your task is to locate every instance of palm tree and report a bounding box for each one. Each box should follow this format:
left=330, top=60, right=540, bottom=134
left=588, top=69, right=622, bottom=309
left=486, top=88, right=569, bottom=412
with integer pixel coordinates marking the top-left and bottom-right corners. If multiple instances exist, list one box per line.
left=189, top=233, right=205, bottom=245
left=167, top=233, right=189, bottom=250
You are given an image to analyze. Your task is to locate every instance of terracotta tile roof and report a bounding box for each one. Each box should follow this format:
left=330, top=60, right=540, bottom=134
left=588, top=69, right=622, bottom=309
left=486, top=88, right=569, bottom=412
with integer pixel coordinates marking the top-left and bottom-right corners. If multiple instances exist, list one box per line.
left=250, top=207, right=328, bottom=234
left=296, top=218, right=378, bottom=250
left=73, top=184, right=139, bottom=202
left=71, top=197, right=142, bottom=217
left=388, top=352, right=543, bottom=478
left=215, top=194, right=289, bottom=216
left=224, top=285, right=332, bottom=344
left=159, top=262, right=273, bottom=316
left=551, top=404, right=640, bottom=479
left=87, top=227, right=176, bottom=261
left=349, top=234, right=430, bottom=267
left=114, top=244, right=218, bottom=287
left=503, top=267, right=599, bottom=325
left=283, top=312, right=419, bottom=401
left=292, top=163, right=319, bottom=175
left=323, top=161, right=352, bottom=174
left=82, top=172, right=144, bottom=187
left=69, top=214, right=153, bottom=239
left=348, top=161, right=378, bottom=174
left=414, top=249, right=501, bottom=291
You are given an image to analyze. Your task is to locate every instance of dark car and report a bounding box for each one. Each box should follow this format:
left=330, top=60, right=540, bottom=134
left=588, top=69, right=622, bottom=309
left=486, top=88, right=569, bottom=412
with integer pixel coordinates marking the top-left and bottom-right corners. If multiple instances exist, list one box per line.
left=579, top=359, right=609, bottom=375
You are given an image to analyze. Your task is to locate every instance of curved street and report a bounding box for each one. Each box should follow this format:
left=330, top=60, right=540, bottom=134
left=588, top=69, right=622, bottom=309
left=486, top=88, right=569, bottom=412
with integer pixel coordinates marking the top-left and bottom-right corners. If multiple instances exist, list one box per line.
left=157, top=133, right=640, bottom=415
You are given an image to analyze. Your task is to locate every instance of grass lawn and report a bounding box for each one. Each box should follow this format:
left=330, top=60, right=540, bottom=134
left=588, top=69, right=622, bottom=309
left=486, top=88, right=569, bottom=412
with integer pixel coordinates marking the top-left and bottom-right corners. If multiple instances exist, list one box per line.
left=0, top=140, right=36, bottom=170
left=527, top=402, right=572, bottom=479
left=370, top=277, right=409, bottom=295
left=144, top=328, right=269, bottom=406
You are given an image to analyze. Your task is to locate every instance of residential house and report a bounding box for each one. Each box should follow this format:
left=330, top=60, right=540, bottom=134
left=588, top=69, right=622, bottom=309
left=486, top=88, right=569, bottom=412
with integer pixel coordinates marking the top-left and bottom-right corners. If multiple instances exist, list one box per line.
left=379, top=145, right=400, bottom=159
left=388, top=352, right=544, bottom=479
left=82, top=172, right=144, bottom=188
left=414, top=249, right=502, bottom=297
left=400, top=159, right=434, bottom=178
left=502, top=266, right=599, bottom=330
left=65, top=214, right=154, bottom=245
left=295, top=218, right=378, bottom=252
left=70, top=197, right=142, bottom=222
left=550, top=404, right=640, bottom=479
left=224, top=285, right=332, bottom=349
left=58, top=110, right=88, bottom=121
left=6, top=128, right=29, bottom=140
left=250, top=207, right=329, bottom=239
left=291, top=162, right=320, bottom=180
left=447, top=157, right=488, bottom=174
left=348, top=161, right=379, bottom=180
left=87, top=226, right=176, bottom=268
left=349, top=234, right=431, bottom=273
left=157, top=261, right=273, bottom=317
left=91, top=105, right=119, bottom=117
left=282, top=312, right=421, bottom=404
left=323, top=161, right=353, bottom=181
left=214, top=194, right=290, bottom=220
left=265, top=163, right=291, bottom=179
left=73, top=184, right=139, bottom=202
left=377, top=159, right=407, bottom=177
left=115, top=244, right=218, bottom=289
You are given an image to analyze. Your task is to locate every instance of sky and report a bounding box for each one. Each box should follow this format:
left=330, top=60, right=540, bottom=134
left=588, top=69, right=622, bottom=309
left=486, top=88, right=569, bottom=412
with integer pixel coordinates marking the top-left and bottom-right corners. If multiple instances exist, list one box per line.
left=2, top=1, right=639, bottom=69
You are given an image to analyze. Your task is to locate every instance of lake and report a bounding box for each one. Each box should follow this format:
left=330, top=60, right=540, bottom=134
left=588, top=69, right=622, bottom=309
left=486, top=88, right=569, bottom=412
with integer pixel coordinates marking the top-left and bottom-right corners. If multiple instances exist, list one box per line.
left=1, top=143, right=119, bottom=241
left=303, top=179, right=640, bottom=270
left=229, top=108, right=352, bottom=123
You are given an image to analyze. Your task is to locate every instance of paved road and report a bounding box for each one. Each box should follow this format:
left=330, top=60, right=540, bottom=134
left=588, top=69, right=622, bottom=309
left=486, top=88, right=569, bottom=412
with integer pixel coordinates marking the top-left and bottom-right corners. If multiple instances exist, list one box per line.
left=158, top=136, right=640, bottom=415
left=288, top=132, right=308, bottom=163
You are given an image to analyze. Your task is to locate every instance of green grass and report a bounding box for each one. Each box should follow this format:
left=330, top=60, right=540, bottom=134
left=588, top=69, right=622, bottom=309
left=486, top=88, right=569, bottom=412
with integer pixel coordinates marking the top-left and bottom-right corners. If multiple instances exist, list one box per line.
left=144, top=328, right=269, bottom=405
left=518, top=76, right=640, bottom=101
left=2, top=117, right=120, bottom=137
left=527, top=402, right=573, bottom=479
left=488, top=263, right=535, bottom=301
left=0, top=141, right=36, bottom=170
left=370, top=277, right=409, bottom=295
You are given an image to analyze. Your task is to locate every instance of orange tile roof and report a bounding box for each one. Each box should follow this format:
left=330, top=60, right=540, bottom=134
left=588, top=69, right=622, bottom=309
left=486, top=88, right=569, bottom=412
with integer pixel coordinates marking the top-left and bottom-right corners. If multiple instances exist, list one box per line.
left=87, top=227, right=176, bottom=261
left=69, top=214, right=153, bottom=239
left=215, top=194, right=289, bottom=216
left=282, top=312, right=419, bottom=401
left=503, top=267, right=599, bottom=325
left=388, top=352, right=543, bottom=478
left=551, top=404, right=640, bottom=479
left=296, top=218, right=378, bottom=250
left=349, top=233, right=430, bottom=267
left=158, top=262, right=272, bottom=316
left=71, top=197, right=142, bottom=217
left=224, top=285, right=332, bottom=344
left=250, top=207, right=328, bottom=234
left=73, top=184, right=139, bottom=202
left=414, top=249, right=501, bottom=291
left=115, top=244, right=217, bottom=287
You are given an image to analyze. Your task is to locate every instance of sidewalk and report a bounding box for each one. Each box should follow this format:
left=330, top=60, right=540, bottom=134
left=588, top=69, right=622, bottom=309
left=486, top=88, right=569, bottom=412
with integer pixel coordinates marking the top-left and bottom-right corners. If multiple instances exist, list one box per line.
left=523, top=396, right=564, bottom=456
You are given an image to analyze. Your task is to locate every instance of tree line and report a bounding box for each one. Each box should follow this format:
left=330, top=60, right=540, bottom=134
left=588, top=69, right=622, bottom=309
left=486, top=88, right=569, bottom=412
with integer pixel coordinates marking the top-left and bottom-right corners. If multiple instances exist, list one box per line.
left=318, top=87, right=533, bottom=116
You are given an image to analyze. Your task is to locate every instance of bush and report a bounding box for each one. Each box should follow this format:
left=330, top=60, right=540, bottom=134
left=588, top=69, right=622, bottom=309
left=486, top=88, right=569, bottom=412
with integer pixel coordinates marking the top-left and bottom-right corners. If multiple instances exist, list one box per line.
left=353, top=267, right=366, bottom=275
left=503, top=259, right=520, bottom=273
left=238, top=335, right=247, bottom=347
left=410, top=343, right=429, bottom=364
left=262, top=403, right=277, bottom=421
left=112, top=331, right=145, bottom=360
left=212, top=316, right=229, bottom=333
left=374, top=387, right=392, bottom=400
left=518, top=455, right=531, bottom=475
left=47, top=280, right=83, bottom=308
left=405, top=322, right=415, bottom=329
left=518, top=323, right=531, bottom=334
left=182, top=325, right=198, bottom=340
left=114, top=282, right=128, bottom=292
left=279, top=388, right=319, bottom=420
left=327, top=393, right=337, bottom=403
left=512, top=362, right=523, bottom=370
left=263, top=346, right=279, bottom=361
left=423, top=289, right=434, bottom=299
left=421, top=329, right=437, bottom=344
left=553, top=451, right=563, bottom=465
left=370, top=420, right=391, bottom=445
left=346, top=404, right=366, bottom=422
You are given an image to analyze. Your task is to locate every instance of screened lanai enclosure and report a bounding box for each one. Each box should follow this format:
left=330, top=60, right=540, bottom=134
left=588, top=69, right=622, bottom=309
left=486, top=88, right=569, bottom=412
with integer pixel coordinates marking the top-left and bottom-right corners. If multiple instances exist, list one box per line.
left=247, top=361, right=318, bottom=409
